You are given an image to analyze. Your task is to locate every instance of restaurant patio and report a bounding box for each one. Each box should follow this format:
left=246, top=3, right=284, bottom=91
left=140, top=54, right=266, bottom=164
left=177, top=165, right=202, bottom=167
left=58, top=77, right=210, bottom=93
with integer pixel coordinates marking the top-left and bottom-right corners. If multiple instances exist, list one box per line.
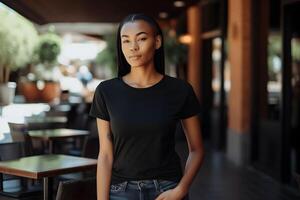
left=1, top=0, right=300, bottom=200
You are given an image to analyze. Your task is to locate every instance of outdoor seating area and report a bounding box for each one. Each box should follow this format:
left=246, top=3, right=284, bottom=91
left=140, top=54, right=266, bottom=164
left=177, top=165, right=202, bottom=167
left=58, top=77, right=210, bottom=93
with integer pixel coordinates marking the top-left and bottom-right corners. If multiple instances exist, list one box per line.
left=1, top=0, right=300, bottom=200
left=0, top=100, right=99, bottom=200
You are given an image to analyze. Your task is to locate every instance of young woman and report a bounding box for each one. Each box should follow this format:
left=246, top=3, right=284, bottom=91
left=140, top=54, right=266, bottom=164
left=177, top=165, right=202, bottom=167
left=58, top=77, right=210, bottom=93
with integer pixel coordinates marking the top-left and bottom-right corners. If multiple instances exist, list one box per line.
left=90, top=13, right=204, bottom=200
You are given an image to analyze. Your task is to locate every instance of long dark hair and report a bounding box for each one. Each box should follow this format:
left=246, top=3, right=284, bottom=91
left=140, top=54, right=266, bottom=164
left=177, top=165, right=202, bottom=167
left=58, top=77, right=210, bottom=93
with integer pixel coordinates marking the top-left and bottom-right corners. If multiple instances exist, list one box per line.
left=116, top=13, right=165, bottom=77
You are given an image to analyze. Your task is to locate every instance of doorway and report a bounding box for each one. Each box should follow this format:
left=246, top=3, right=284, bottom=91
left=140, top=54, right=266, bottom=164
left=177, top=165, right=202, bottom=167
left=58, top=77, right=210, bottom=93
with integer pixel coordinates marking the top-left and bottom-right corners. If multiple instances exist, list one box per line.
left=200, top=0, right=228, bottom=151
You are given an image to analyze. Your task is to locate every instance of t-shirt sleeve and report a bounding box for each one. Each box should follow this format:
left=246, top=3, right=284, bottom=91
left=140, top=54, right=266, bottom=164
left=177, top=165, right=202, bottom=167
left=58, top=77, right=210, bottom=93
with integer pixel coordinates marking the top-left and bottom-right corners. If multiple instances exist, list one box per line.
left=179, top=82, right=201, bottom=119
left=89, top=83, right=110, bottom=121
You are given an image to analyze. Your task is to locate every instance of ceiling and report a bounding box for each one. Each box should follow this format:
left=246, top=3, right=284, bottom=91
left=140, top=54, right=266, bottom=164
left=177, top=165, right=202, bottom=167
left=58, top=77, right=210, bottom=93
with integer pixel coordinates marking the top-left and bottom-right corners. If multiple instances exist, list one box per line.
left=1, top=0, right=199, bottom=25
left=37, top=23, right=118, bottom=36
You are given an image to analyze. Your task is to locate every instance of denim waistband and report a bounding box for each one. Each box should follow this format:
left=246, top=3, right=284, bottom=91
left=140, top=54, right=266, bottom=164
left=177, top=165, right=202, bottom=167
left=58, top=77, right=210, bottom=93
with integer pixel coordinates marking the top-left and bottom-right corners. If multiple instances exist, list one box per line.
left=127, top=179, right=160, bottom=191
left=110, top=179, right=187, bottom=200
left=127, top=179, right=159, bottom=184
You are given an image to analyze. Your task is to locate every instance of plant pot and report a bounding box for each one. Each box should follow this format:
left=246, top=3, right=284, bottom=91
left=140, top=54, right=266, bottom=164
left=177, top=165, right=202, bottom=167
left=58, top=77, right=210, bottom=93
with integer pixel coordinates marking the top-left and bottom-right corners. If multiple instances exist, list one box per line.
left=0, top=82, right=16, bottom=106
left=19, top=81, right=61, bottom=103
left=40, top=81, right=61, bottom=102
left=19, top=81, right=40, bottom=102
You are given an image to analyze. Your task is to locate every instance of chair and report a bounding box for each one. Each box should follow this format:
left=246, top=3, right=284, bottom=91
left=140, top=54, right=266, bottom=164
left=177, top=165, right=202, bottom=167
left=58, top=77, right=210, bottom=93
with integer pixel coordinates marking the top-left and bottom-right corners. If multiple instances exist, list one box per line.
left=0, top=123, right=42, bottom=199
left=8, top=122, right=44, bottom=156
left=52, top=103, right=90, bottom=154
left=81, top=117, right=99, bottom=159
left=55, top=178, right=96, bottom=200
left=81, top=136, right=99, bottom=159
left=66, top=103, right=89, bottom=130
left=65, top=122, right=99, bottom=161
left=56, top=135, right=97, bottom=182
left=57, top=116, right=98, bottom=181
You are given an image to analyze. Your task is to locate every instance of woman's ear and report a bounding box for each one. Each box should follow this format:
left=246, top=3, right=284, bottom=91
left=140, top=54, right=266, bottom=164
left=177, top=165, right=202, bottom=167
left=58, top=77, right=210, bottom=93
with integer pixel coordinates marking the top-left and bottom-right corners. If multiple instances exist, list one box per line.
left=155, top=35, right=162, bottom=49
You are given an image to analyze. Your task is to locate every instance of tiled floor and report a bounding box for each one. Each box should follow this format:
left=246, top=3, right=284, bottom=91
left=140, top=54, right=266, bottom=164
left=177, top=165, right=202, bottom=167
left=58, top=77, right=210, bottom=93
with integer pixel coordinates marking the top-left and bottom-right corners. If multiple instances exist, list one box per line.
left=175, top=140, right=300, bottom=200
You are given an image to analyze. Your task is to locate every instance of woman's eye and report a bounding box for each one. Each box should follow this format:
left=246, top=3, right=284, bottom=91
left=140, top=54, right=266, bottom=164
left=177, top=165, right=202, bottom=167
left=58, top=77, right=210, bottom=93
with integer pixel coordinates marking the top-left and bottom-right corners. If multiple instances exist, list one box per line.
left=137, top=37, right=147, bottom=42
left=122, top=40, right=130, bottom=44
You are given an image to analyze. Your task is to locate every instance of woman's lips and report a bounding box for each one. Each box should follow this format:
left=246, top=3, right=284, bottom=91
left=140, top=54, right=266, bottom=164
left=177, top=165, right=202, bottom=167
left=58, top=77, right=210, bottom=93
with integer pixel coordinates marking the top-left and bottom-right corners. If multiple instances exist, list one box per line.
left=129, top=55, right=142, bottom=60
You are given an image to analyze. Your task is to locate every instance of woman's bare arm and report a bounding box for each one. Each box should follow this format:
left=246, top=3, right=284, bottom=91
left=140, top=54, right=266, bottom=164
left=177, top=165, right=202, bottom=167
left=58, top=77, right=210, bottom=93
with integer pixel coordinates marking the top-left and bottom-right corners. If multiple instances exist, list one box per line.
left=156, top=115, right=204, bottom=200
left=96, top=118, right=114, bottom=200
left=176, top=115, right=204, bottom=196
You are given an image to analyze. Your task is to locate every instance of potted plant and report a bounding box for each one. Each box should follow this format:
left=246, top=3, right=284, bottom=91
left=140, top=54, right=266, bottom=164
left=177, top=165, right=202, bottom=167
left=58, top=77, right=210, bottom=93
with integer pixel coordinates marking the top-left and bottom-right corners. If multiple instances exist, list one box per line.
left=95, top=34, right=118, bottom=77
left=163, top=29, right=187, bottom=78
left=0, top=9, right=38, bottom=105
left=20, top=32, right=62, bottom=103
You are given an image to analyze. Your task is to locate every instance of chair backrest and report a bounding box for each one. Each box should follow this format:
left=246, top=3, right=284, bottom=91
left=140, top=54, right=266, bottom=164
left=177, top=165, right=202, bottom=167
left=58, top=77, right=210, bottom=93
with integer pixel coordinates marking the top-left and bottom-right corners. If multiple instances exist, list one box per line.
left=67, top=103, right=89, bottom=130
left=8, top=122, right=33, bottom=156
left=56, top=178, right=96, bottom=200
left=81, top=136, right=99, bottom=159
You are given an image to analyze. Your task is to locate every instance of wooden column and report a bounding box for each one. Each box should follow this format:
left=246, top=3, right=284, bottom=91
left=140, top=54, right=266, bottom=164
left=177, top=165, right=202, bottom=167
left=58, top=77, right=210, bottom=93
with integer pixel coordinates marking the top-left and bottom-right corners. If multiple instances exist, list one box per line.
left=226, top=0, right=252, bottom=165
left=228, top=0, right=252, bottom=132
left=187, top=5, right=202, bottom=100
left=227, top=0, right=269, bottom=165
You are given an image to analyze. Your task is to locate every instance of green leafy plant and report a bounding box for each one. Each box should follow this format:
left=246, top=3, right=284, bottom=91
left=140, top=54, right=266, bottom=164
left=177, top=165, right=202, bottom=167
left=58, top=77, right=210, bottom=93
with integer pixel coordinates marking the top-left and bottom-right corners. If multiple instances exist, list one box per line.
left=95, top=34, right=117, bottom=76
left=37, top=32, right=61, bottom=65
left=164, top=30, right=187, bottom=67
left=0, top=9, right=38, bottom=83
left=31, top=32, right=62, bottom=81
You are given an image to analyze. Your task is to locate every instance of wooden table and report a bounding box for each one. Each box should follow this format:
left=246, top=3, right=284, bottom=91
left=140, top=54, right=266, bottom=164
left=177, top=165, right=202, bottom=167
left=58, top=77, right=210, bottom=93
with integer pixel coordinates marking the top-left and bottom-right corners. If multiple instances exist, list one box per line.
left=0, top=154, right=97, bottom=200
left=28, top=129, right=89, bottom=154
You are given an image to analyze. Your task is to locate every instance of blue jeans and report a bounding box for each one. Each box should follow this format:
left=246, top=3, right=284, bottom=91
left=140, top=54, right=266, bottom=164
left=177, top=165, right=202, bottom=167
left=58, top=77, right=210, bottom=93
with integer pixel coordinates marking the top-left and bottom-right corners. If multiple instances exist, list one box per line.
left=109, top=179, right=189, bottom=200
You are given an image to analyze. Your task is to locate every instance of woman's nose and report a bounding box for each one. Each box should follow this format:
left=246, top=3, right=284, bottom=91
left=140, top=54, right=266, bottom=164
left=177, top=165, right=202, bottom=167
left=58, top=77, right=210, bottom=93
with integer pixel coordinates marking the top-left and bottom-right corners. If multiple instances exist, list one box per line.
left=130, top=41, right=139, bottom=51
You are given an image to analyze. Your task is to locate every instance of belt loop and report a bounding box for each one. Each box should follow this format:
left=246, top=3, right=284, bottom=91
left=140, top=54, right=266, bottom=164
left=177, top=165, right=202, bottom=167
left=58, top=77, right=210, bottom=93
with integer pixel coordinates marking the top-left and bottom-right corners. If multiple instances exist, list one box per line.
left=153, top=179, right=160, bottom=191
left=124, top=181, right=128, bottom=192
left=137, top=181, right=142, bottom=190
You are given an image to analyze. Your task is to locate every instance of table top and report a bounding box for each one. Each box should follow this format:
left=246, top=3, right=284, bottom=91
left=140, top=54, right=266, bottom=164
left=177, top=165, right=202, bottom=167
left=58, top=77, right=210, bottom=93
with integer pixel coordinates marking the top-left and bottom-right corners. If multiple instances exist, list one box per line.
left=28, top=129, right=89, bottom=140
left=26, top=116, right=67, bottom=124
left=0, top=132, right=14, bottom=144
left=0, top=154, right=97, bottom=179
left=26, top=116, right=68, bottom=130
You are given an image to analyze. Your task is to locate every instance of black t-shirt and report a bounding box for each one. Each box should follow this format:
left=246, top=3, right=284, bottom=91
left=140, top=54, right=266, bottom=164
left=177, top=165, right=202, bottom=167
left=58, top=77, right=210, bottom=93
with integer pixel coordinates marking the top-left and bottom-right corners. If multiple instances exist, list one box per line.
left=89, top=74, right=201, bottom=184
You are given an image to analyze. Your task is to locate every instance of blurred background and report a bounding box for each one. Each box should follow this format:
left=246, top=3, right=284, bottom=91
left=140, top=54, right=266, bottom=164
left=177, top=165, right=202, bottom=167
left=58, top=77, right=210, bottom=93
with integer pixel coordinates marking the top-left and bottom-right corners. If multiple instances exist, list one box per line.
left=0, top=0, right=300, bottom=200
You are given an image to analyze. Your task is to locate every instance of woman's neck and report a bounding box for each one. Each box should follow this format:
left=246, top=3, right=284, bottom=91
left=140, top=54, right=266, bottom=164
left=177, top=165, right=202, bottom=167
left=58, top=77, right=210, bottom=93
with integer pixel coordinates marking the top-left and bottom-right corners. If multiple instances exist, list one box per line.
left=122, top=65, right=163, bottom=88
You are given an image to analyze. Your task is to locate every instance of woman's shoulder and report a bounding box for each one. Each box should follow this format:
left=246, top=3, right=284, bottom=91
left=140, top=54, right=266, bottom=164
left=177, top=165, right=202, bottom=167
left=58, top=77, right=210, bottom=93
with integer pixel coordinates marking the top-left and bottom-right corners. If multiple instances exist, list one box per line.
left=100, top=77, right=119, bottom=85
left=95, top=77, right=119, bottom=91
left=165, top=75, right=192, bottom=90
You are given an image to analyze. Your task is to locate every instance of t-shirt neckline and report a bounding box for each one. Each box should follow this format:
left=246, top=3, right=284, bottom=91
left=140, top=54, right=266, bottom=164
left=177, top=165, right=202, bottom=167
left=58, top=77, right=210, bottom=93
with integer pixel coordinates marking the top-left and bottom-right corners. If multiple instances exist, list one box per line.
left=119, top=74, right=166, bottom=90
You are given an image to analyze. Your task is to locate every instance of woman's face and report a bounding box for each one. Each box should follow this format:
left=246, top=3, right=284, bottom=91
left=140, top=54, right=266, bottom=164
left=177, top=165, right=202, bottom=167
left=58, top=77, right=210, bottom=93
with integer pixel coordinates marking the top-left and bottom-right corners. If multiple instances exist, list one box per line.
left=120, top=20, right=161, bottom=68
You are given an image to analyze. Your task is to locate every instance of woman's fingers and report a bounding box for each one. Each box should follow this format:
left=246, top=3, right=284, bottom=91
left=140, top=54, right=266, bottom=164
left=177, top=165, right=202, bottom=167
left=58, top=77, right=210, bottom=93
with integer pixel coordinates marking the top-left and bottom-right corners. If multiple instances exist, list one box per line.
left=155, top=192, right=165, bottom=200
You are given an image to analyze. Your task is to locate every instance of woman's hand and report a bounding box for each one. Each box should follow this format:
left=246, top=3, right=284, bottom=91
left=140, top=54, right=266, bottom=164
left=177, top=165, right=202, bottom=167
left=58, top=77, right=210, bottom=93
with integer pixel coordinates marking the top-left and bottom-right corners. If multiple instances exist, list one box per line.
left=155, top=187, right=186, bottom=200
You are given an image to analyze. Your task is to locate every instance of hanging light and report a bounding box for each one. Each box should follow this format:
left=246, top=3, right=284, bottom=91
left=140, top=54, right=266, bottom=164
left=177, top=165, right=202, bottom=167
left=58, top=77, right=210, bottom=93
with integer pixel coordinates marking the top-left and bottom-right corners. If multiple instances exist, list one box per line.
left=179, top=34, right=192, bottom=44
left=159, top=12, right=168, bottom=19
left=174, top=1, right=185, bottom=7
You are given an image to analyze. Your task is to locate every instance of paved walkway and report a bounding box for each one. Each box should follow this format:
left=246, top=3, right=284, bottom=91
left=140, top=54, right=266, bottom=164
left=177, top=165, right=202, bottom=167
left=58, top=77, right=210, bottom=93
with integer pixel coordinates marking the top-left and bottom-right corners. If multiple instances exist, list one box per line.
left=175, top=140, right=300, bottom=200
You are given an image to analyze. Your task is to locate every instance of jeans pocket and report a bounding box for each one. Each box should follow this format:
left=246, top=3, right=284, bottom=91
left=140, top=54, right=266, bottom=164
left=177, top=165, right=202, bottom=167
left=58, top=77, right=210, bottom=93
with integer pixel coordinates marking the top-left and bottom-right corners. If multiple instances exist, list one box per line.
left=110, top=181, right=128, bottom=193
left=157, top=179, right=178, bottom=192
